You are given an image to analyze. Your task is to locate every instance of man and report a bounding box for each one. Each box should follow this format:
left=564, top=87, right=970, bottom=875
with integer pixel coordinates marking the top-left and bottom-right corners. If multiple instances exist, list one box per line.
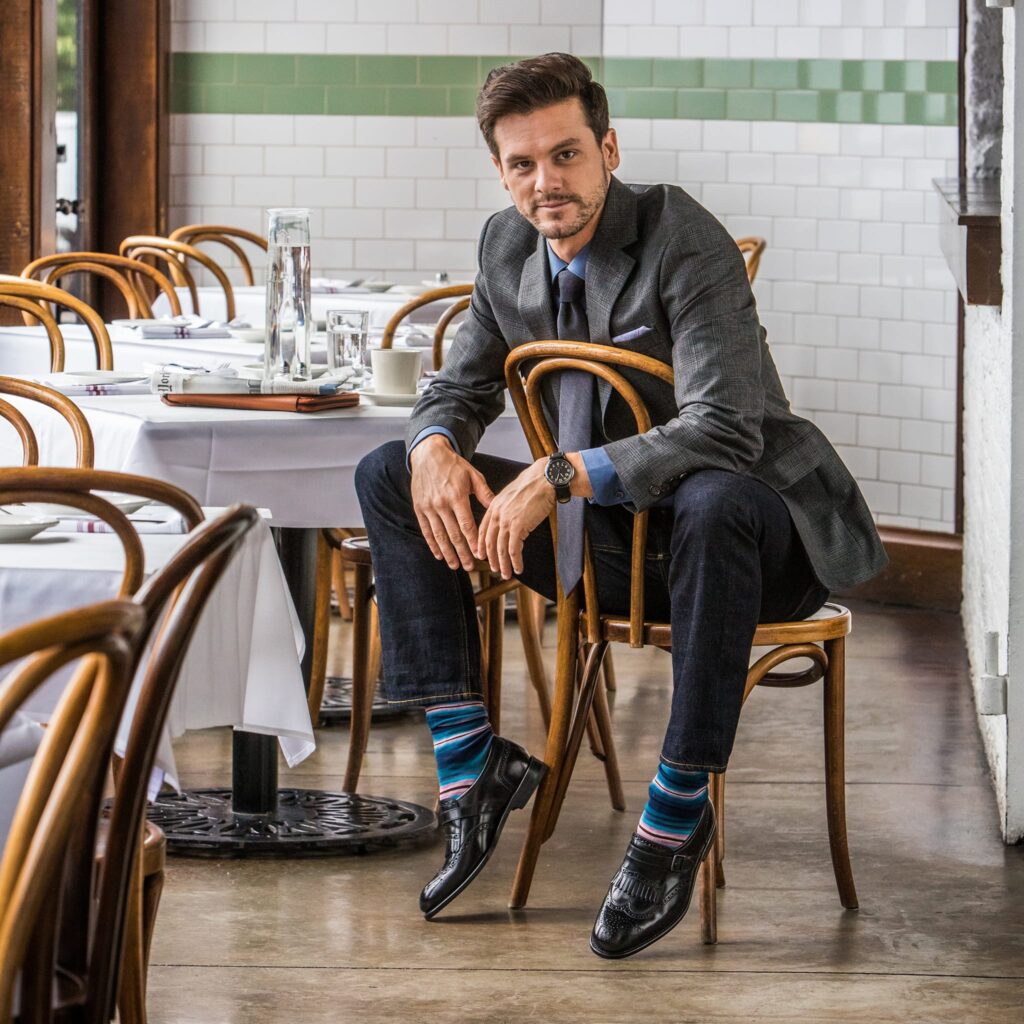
left=355, top=52, right=885, bottom=958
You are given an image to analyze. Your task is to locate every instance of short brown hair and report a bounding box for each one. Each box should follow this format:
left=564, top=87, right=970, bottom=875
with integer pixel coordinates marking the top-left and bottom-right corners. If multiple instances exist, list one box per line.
left=476, top=52, right=610, bottom=157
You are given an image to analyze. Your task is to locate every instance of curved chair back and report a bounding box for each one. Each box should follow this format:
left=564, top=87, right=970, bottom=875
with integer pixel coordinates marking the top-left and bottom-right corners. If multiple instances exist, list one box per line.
left=431, top=296, right=471, bottom=371
left=90, top=504, right=259, bottom=1021
left=735, top=236, right=766, bottom=284
left=379, top=284, right=474, bottom=354
left=0, top=277, right=113, bottom=371
left=505, top=341, right=674, bottom=647
left=0, top=599, right=145, bottom=1021
left=0, top=377, right=95, bottom=469
left=0, top=467, right=205, bottom=600
left=21, top=253, right=183, bottom=319
left=168, top=224, right=267, bottom=286
left=119, top=235, right=236, bottom=320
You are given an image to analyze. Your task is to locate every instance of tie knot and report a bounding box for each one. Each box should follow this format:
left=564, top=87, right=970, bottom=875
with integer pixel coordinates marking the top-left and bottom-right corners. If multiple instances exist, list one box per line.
left=557, top=268, right=584, bottom=305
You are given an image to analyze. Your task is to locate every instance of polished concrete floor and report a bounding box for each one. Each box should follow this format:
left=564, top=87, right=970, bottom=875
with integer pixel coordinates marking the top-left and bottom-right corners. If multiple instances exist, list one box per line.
left=147, top=600, right=1024, bottom=1023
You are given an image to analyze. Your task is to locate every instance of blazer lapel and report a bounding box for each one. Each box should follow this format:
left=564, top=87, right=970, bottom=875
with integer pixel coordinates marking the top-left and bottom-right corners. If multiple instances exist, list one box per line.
left=585, top=178, right=638, bottom=421
left=517, top=232, right=560, bottom=412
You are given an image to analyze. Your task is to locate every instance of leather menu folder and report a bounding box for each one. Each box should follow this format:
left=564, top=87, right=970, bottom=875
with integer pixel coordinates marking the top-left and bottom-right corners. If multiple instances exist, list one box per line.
left=162, top=391, right=361, bottom=413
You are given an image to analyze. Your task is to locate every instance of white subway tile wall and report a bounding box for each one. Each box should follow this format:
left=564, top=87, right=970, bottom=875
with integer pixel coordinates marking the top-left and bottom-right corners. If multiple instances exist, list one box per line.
left=168, top=0, right=960, bottom=530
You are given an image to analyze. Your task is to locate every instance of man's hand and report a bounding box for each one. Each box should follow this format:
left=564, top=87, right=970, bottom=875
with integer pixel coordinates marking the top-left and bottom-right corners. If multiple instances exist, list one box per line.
left=475, top=453, right=592, bottom=579
left=410, top=435, right=495, bottom=571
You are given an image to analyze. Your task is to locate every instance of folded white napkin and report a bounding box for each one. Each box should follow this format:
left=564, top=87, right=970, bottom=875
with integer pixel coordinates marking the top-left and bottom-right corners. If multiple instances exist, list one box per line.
left=36, top=378, right=151, bottom=397
left=150, top=365, right=360, bottom=395
left=138, top=315, right=232, bottom=339
left=48, top=504, right=187, bottom=535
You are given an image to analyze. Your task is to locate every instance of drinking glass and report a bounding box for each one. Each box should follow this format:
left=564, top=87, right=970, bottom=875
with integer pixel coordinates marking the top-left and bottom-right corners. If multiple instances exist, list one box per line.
left=325, top=309, right=369, bottom=377
left=264, top=207, right=312, bottom=382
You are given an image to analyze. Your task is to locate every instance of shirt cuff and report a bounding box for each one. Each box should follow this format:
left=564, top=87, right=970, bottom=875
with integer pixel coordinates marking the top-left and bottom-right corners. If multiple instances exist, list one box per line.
left=407, top=426, right=460, bottom=471
left=580, top=446, right=628, bottom=506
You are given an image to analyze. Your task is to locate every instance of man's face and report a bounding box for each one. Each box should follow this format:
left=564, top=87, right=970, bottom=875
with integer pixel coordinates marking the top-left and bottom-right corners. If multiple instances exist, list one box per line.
left=491, top=98, right=620, bottom=243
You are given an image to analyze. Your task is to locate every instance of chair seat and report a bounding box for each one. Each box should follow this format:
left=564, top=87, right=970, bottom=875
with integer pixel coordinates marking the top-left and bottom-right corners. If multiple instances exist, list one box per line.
left=95, top=818, right=165, bottom=877
left=339, top=535, right=373, bottom=564
left=601, top=601, right=851, bottom=648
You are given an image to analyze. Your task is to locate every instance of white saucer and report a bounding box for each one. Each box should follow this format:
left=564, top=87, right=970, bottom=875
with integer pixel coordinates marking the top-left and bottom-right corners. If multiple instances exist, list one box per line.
left=49, top=370, right=147, bottom=385
left=358, top=389, right=420, bottom=407
left=227, top=328, right=266, bottom=344
left=20, top=493, right=151, bottom=518
left=361, top=281, right=396, bottom=293
left=0, top=514, right=60, bottom=543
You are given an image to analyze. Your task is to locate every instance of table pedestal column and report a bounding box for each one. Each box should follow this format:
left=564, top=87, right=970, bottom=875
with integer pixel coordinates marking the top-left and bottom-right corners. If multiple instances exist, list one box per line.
left=147, top=526, right=436, bottom=856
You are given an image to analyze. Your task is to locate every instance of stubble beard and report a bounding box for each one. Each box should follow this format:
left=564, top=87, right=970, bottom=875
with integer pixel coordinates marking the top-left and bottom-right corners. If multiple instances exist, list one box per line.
left=527, top=172, right=610, bottom=241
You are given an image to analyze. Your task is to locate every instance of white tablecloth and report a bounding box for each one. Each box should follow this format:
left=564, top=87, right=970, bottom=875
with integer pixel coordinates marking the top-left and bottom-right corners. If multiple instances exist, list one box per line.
left=0, top=517, right=311, bottom=795
left=152, top=285, right=457, bottom=330
left=0, top=393, right=532, bottom=528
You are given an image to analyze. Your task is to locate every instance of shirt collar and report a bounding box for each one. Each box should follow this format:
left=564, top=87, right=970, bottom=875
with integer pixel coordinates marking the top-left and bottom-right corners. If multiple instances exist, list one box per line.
left=546, top=241, right=589, bottom=282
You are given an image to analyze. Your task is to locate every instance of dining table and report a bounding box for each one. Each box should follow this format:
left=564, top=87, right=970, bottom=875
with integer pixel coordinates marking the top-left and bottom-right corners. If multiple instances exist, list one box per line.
left=0, top=377, right=531, bottom=856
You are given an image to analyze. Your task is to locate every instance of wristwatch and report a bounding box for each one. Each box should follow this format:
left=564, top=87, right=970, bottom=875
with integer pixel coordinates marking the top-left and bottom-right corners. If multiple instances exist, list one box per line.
left=544, top=451, right=575, bottom=503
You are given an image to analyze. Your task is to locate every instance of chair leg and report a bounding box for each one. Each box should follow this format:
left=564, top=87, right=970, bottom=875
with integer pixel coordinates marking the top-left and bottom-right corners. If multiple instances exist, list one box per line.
left=591, top=672, right=626, bottom=812
left=516, top=585, right=551, bottom=730
left=824, top=636, right=858, bottom=910
left=117, top=850, right=149, bottom=1024
left=510, top=591, right=580, bottom=909
left=699, top=840, right=718, bottom=945
left=712, top=772, right=726, bottom=889
left=483, top=593, right=504, bottom=734
left=141, top=867, right=165, bottom=989
left=601, top=647, right=617, bottom=692
left=332, top=548, right=352, bottom=621
left=343, top=561, right=375, bottom=793
left=541, top=641, right=608, bottom=843
left=306, top=531, right=333, bottom=724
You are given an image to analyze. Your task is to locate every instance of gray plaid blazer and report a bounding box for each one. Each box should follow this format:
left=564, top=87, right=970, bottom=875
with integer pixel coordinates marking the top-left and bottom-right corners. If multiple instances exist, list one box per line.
left=407, top=176, right=887, bottom=590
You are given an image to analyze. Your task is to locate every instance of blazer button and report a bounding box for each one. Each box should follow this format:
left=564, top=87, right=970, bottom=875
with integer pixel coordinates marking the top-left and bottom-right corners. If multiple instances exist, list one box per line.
left=648, top=485, right=662, bottom=496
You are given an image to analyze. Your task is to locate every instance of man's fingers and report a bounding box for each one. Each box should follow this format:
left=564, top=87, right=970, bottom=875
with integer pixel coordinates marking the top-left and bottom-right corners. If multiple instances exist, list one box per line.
left=510, top=529, right=528, bottom=576
left=475, top=506, right=493, bottom=560
left=438, top=508, right=476, bottom=571
left=496, top=523, right=513, bottom=580
left=484, top=509, right=501, bottom=574
left=471, top=470, right=495, bottom=508
left=414, top=509, right=443, bottom=561
left=454, top=496, right=480, bottom=551
left=426, top=510, right=460, bottom=569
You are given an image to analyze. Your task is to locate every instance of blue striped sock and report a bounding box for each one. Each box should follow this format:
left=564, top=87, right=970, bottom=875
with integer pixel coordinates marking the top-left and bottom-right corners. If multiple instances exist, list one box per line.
left=636, top=763, right=709, bottom=848
left=425, top=701, right=494, bottom=802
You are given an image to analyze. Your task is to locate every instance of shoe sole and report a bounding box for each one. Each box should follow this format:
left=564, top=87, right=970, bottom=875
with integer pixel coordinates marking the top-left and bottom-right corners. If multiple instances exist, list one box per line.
left=423, top=756, right=548, bottom=921
left=588, top=820, right=717, bottom=960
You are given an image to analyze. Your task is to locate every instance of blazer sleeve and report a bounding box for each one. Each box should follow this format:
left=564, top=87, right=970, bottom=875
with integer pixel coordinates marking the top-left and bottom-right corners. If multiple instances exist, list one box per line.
left=404, top=214, right=510, bottom=462
left=601, top=223, right=766, bottom=511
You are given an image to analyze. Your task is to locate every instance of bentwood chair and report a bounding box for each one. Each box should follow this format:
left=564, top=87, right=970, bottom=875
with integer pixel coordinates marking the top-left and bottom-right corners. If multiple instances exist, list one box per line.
left=321, top=286, right=619, bottom=803
left=168, top=224, right=267, bottom=286
left=0, top=278, right=114, bottom=371
left=736, top=236, right=767, bottom=284
left=503, top=342, right=857, bottom=945
left=21, top=253, right=183, bottom=320
left=0, top=468, right=205, bottom=1023
left=0, top=377, right=95, bottom=468
left=119, top=236, right=236, bottom=321
left=0, top=599, right=145, bottom=1024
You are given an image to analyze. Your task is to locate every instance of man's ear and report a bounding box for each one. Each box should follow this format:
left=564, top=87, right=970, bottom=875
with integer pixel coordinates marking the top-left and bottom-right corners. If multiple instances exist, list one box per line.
left=603, top=128, right=621, bottom=173
left=490, top=153, right=509, bottom=191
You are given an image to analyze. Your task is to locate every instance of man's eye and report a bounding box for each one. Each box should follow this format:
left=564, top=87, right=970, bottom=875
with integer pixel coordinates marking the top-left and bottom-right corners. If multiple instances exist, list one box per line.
left=514, top=161, right=532, bottom=171
left=557, top=151, right=577, bottom=161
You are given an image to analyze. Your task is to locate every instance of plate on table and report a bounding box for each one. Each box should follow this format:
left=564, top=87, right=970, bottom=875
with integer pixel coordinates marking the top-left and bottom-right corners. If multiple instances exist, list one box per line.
left=227, top=328, right=266, bottom=344
left=360, top=280, right=396, bottom=293
left=50, top=370, right=147, bottom=385
left=0, top=514, right=60, bottom=543
left=20, top=492, right=151, bottom=518
left=358, top=389, right=420, bottom=407
left=110, top=318, right=157, bottom=329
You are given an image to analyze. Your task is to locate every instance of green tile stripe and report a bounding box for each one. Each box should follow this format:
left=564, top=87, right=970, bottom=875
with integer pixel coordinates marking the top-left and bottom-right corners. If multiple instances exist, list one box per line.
left=171, top=54, right=957, bottom=125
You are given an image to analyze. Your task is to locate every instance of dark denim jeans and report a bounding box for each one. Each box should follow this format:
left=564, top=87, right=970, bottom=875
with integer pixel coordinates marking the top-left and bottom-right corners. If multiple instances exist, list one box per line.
left=355, top=441, right=828, bottom=772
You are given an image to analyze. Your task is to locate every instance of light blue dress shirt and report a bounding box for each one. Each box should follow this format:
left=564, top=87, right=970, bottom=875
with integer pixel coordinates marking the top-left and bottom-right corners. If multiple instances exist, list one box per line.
left=409, top=242, right=629, bottom=506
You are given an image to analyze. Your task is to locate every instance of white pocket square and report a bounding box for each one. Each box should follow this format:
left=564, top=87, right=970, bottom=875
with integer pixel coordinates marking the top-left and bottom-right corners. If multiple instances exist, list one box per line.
left=612, top=325, right=653, bottom=343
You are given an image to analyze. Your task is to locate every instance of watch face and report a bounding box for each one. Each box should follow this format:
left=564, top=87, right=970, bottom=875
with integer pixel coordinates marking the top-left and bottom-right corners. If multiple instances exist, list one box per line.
left=546, top=458, right=574, bottom=486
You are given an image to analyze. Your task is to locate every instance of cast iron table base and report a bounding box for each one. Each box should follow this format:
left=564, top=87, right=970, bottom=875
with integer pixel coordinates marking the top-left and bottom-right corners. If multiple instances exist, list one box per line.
left=317, top=674, right=422, bottom=725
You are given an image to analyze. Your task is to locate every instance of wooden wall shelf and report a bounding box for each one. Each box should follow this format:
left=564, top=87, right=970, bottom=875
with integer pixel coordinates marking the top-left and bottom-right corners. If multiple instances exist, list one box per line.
left=935, top=177, right=1002, bottom=307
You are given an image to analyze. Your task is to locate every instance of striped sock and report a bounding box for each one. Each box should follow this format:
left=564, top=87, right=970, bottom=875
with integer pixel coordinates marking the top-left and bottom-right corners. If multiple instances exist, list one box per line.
left=636, top=762, right=710, bottom=848
left=425, top=701, right=494, bottom=802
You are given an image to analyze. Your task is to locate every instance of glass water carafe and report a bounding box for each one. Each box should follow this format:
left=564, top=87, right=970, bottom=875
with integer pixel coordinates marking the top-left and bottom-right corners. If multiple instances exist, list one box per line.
left=264, top=207, right=312, bottom=381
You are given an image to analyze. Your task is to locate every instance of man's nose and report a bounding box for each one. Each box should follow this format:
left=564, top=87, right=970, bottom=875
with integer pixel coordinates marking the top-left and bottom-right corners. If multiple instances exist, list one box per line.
left=534, top=161, right=562, bottom=194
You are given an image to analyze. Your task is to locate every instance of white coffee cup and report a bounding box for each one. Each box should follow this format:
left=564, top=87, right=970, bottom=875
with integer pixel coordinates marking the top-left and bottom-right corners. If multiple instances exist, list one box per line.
left=370, top=348, right=422, bottom=395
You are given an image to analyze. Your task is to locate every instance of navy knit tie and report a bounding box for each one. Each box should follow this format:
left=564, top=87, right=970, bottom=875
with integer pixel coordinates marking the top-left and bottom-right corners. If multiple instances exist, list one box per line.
left=555, top=268, right=592, bottom=595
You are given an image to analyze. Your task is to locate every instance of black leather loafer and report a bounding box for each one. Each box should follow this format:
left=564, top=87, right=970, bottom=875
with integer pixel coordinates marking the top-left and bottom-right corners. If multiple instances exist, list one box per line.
left=420, top=736, right=547, bottom=920
left=590, top=801, right=716, bottom=959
